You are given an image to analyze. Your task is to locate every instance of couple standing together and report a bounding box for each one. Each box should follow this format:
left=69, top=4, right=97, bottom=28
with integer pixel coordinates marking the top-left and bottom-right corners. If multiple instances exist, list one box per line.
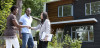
left=4, top=5, right=51, bottom=48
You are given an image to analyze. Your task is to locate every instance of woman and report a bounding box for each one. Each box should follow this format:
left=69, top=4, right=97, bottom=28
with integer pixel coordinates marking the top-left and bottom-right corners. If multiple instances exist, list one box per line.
left=4, top=5, right=30, bottom=48
left=31, top=12, right=51, bottom=48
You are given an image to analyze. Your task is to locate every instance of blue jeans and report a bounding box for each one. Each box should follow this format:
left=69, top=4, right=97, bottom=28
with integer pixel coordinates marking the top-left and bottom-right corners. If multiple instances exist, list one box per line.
left=22, top=33, right=34, bottom=48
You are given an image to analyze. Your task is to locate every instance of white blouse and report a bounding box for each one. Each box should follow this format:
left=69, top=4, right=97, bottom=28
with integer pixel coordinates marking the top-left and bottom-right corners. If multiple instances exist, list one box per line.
left=32, top=19, right=51, bottom=41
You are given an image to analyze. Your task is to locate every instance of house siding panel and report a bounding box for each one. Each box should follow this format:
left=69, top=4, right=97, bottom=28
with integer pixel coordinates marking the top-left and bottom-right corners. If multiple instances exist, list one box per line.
left=47, top=0, right=74, bottom=22
left=47, top=0, right=100, bottom=48
left=73, top=0, right=100, bottom=48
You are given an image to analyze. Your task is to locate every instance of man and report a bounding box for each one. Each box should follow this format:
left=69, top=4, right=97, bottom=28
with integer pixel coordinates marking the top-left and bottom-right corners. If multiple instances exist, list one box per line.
left=19, top=8, right=34, bottom=48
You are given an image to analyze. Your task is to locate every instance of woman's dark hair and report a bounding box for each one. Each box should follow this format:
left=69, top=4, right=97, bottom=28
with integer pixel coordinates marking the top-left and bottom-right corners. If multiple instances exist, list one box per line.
left=11, top=5, right=18, bottom=12
left=41, top=12, right=48, bottom=24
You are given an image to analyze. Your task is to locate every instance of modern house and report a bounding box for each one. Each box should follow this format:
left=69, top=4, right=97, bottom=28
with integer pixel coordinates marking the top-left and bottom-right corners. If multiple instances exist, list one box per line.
left=44, top=0, right=100, bottom=48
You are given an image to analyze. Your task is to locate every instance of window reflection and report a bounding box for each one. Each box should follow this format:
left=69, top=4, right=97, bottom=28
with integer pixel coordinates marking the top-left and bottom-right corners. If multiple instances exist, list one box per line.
left=72, top=25, right=94, bottom=42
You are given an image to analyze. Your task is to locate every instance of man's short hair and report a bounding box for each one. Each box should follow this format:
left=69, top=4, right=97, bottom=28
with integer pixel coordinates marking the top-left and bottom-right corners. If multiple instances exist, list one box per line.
left=26, top=8, right=31, bottom=11
left=11, top=5, right=18, bottom=12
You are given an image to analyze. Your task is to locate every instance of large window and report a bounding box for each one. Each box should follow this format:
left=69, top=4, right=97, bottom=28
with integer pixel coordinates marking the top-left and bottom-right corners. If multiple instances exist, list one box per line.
left=58, top=4, right=73, bottom=17
left=85, top=1, right=100, bottom=15
left=71, top=25, right=94, bottom=42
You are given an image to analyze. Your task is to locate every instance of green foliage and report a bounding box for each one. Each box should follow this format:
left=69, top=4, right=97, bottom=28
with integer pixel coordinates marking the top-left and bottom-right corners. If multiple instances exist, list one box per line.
left=0, top=39, right=5, bottom=45
left=35, top=31, right=39, bottom=44
left=0, top=0, right=13, bottom=36
left=22, top=0, right=50, bottom=18
left=62, top=34, right=82, bottom=48
left=48, top=35, right=63, bottom=48
left=48, top=34, right=82, bottom=48
left=17, top=34, right=22, bottom=46
left=35, top=31, right=39, bottom=40
left=62, top=34, right=71, bottom=47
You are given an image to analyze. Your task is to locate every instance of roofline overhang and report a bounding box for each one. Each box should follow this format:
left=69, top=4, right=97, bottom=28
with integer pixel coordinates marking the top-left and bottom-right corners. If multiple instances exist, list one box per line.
left=51, top=18, right=98, bottom=25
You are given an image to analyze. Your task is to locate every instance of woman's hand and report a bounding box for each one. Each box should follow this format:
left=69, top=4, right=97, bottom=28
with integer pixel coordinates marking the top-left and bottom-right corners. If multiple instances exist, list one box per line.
left=45, top=35, right=48, bottom=37
left=44, top=35, right=48, bottom=41
left=30, top=27, right=34, bottom=30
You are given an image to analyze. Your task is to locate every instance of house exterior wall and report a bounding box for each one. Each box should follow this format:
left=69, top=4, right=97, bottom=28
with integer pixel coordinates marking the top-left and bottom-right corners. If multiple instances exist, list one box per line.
left=73, top=0, right=100, bottom=48
left=47, top=0, right=100, bottom=48
left=47, top=0, right=74, bottom=22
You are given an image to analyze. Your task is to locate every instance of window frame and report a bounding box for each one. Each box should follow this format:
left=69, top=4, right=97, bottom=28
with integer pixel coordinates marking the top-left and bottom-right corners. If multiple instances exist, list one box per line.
left=85, top=1, right=100, bottom=15
left=58, top=4, right=73, bottom=17
left=71, top=25, right=94, bottom=42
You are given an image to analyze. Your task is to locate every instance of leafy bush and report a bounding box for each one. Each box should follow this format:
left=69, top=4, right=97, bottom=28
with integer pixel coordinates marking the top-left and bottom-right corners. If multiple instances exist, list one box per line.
left=48, top=34, right=82, bottom=48
left=48, top=35, right=63, bottom=48
left=62, top=34, right=82, bottom=48
left=35, top=31, right=39, bottom=44
left=0, top=0, right=13, bottom=36
left=17, top=34, right=22, bottom=46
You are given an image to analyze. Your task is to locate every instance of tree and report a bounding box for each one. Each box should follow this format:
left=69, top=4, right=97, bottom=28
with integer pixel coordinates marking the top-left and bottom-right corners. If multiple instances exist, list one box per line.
left=16, top=0, right=22, bottom=20
left=0, top=0, right=13, bottom=36
left=22, top=0, right=50, bottom=18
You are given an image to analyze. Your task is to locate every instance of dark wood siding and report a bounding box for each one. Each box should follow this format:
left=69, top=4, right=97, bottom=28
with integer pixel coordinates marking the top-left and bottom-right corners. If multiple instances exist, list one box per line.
left=47, top=0, right=74, bottom=22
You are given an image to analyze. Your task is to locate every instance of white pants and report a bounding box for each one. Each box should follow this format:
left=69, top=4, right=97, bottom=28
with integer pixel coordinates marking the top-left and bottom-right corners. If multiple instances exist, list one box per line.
left=6, top=37, right=20, bottom=48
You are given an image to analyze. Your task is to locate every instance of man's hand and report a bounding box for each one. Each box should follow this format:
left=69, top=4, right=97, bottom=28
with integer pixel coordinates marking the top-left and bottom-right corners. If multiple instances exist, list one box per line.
left=26, top=26, right=31, bottom=29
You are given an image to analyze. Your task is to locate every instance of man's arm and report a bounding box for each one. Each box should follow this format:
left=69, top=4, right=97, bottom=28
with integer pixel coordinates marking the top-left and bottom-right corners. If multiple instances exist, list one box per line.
left=19, top=22, right=23, bottom=39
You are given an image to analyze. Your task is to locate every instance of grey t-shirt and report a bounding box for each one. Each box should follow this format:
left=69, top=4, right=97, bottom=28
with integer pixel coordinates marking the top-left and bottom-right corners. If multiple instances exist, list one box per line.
left=4, top=14, right=17, bottom=36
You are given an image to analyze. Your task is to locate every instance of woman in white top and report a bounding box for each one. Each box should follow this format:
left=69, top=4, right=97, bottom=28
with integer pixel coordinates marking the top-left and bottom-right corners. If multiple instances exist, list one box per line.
left=31, top=12, right=51, bottom=48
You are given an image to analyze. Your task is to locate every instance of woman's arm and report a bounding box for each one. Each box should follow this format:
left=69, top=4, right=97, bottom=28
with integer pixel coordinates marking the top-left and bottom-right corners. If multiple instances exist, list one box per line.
left=31, top=24, right=41, bottom=30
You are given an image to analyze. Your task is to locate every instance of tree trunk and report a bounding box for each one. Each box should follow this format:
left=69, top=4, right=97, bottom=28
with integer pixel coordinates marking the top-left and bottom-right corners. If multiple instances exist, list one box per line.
left=16, top=0, right=22, bottom=21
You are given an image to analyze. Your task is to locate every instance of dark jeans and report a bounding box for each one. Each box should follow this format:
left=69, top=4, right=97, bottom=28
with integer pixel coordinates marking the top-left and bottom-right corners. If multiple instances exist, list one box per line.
left=38, top=40, right=48, bottom=48
left=22, top=33, right=34, bottom=48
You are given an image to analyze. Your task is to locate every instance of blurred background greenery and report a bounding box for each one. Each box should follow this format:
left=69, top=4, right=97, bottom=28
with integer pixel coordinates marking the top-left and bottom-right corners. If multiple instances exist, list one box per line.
left=0, top=0, right=50, bottom=47
left=0, top=0, right=50, bottom=36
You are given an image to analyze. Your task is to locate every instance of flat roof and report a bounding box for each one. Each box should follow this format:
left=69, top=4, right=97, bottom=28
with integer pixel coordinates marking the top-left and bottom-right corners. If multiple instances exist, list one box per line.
left=51, top=18, right=98, bottom=25
left=45, top=0, right=60, bottom=4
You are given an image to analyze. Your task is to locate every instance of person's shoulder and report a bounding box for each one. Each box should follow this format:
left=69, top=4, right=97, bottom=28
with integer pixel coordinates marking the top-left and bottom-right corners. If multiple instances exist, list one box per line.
left=20, top=14, right=25, bottom=18
left=10, top=14, right=16, bottom=18
left=30, top=16, right=33, bottom=18
left=46, top=19, right=50, bottom=22
left=21, top=14, right=25, bottom=17
left=45, top=19, right=50, bottom=24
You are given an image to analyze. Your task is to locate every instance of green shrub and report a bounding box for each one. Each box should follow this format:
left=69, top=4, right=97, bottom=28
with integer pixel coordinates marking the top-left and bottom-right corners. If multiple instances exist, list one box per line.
left=48, top=34, right=82, bottom=48
left=35, top=31, right=39, bottom=44
left=48, top=35, right=63, bottom=48
left=0, top=0, right=13, bottom=36
left=62, top=34, right=82, bottom=48
left=17, top=34, right=22, bottom=46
